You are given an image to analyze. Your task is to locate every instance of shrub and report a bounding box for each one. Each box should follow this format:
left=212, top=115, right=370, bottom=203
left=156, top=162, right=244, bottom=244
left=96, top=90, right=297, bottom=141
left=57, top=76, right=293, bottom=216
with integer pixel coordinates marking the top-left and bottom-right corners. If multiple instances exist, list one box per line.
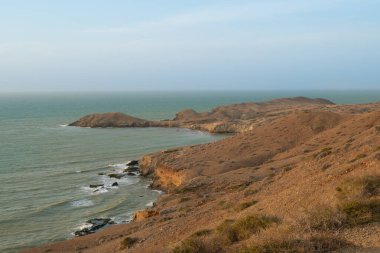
left=337, top=175, right=380, bottom=201
left=303, top=175, right=380, bottom=231
left=172, top=237, right=221, bottom=253
left=172, top=237, right=208, bottom=253
left=301, top=206, right=345, bottom=231
left=191, top=229, right=212, bottom=237
left=340, top=199, right=380, bottom=226
left=240, top=236, right=353, bottom=253
left=349, top=153, right=367, bottom=163
left=217, top=215, right=280, bottom=244
left=244, top=189, right=259, bottom=197
left=234, top=201, right=258, bottom=211
left=314, top=148, right=332, bottom=159
left=120, top=237, right=138, bottom=249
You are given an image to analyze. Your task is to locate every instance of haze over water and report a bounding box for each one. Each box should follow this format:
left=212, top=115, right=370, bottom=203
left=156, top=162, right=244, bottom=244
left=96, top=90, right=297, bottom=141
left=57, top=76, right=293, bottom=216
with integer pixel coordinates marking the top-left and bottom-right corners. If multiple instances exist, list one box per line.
left=0, top=91, right=379, bottom=253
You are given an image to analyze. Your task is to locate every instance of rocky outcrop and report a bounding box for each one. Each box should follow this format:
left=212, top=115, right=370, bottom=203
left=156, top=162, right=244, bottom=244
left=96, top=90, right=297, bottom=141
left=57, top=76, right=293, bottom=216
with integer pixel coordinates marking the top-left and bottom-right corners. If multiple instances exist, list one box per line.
left=140, top=152, right=185, bottom=190
left=133, top=210, right=159, bottom=222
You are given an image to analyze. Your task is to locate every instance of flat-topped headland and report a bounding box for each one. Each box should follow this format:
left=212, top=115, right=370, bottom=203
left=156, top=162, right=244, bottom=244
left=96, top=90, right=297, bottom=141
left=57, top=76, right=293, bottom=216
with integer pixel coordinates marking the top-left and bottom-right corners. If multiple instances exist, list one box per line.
left=69, top=96, right=378, bottom=133
left=24, top=97, right=380, bottom=253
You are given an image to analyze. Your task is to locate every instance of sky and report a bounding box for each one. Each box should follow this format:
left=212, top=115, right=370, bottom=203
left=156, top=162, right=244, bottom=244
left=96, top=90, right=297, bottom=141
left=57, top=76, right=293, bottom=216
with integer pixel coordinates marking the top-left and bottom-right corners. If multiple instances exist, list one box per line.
left=0, top=0, right=379, bottom=92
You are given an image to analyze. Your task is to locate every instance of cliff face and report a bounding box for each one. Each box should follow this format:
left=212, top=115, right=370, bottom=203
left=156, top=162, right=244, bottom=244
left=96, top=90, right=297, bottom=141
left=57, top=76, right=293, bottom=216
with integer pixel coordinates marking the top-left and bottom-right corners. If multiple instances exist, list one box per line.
left=140, top=152, right=185, bottom=189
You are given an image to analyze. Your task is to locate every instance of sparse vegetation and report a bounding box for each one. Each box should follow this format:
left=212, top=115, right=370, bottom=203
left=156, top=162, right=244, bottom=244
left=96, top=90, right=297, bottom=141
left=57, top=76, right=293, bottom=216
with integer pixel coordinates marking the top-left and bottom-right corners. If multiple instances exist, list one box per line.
left=180, top=197, right=191, bottom=203
left=340, top=199, right=380, bottom=226
left=173, top=215, right=280, bottom=253
left=314, top=147, right=332, bottom=159
left=244, top=189, right=259, bottom=197
left=239, top=236, right=353, bottom=253
left=218, top=200, right=233, bottom=209
left=216, top=215, right=280, bottom=244
left=349, top=153, right=367, bottom=163
left=234, top=200, right=258, bottom=211
left=172, top=237, right=213, bottom=253
left=120, top=237, right=138, bottom=249
left=191, top=229, right=212, bottom=237
left=302, top=175, right=380, bottom=231
left=301, top=206, right=345, bottom=231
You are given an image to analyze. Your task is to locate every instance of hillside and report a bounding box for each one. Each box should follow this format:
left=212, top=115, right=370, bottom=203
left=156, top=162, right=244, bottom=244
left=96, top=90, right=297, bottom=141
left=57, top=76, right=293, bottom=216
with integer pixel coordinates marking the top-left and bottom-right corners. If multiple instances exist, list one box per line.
left=24, top=99, right=380, bottom=253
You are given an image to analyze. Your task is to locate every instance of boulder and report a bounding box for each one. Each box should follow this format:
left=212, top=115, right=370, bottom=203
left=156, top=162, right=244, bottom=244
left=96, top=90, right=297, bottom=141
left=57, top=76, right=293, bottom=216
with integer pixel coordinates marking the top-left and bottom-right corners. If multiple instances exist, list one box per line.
left=127, top=160, right=139, bottom=166
left=89, top=184, right=104, bottom=188
left=112, top=182, right=119, bottom=187
left=108, top=173, right=124, bottom=179
left=74, top=218, right=114, bottom=236
left=124, top=166, right=139, bottom=172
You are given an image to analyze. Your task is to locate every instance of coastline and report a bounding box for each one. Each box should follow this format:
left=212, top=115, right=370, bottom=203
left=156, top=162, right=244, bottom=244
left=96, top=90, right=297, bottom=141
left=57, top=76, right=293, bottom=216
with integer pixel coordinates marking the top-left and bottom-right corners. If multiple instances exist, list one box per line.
left=21, top=97, right=380, bottom=253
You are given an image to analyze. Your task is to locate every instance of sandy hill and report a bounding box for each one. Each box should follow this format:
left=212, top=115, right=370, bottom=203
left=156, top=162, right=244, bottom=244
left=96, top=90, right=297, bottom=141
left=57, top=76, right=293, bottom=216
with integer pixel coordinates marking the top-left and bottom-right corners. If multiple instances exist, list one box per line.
left=24, top=99, right=380, bottom=253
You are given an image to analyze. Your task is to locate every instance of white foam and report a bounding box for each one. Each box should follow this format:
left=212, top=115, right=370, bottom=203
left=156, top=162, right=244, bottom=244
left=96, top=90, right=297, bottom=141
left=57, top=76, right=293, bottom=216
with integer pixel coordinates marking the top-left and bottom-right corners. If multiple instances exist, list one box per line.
left=81, top=186, right=109, bottom=195
left=152, top=189, right=164, bottom=195
left=74, top=222, right=92, bottom=230
left=111, top=213, right=133, bottom=224
left=108, top=163, right=128, bottom=170
left=146, top=201, right=154, bottom=207
left=75, top=170, right=81, bottom=173
left=70, top=199, right=94, bottom=208
left=59, top=124, right=68, bottom=127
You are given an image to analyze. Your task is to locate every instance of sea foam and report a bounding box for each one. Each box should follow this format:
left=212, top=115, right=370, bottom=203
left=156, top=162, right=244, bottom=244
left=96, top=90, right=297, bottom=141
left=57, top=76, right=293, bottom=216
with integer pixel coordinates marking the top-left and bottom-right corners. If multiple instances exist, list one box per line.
left=70, top=199, right=94, bottom=208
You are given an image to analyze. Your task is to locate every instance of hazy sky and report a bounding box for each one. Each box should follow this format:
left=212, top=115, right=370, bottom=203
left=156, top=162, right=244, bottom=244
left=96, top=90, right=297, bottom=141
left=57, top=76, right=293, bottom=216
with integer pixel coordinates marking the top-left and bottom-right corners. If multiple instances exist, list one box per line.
left=0, top=0, right=379, bottom=91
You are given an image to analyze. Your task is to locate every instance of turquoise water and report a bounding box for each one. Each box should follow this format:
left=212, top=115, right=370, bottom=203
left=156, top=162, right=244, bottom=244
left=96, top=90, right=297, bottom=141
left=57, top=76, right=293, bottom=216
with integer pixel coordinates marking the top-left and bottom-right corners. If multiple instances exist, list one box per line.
left=0, top=91, right=379, bottom=253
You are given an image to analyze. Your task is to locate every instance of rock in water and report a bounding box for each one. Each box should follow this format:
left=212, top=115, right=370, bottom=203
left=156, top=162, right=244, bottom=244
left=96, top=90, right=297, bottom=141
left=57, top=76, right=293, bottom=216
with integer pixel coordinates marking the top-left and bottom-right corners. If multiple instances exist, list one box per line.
left=112, top=182, right=119, bottom=187
left=74, top=218, right=114, bottom=236
left=108, top=173, right=124, bottom=179
left=124, top=166, right=139, bottom=172
left=127, top=160, right=139, bottom=166
left=89, top=184, right=104, bottom=188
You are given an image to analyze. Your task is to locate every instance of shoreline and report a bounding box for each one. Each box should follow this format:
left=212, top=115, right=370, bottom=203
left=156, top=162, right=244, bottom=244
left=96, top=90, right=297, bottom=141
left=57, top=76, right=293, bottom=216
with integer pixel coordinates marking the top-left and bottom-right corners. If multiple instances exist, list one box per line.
left=21, top=97, right=380, bottom=253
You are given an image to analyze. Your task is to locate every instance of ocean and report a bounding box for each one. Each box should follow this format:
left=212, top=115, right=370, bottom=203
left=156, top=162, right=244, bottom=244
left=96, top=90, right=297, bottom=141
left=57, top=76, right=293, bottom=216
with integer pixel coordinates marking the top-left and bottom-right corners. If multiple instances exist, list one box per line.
left=0, top=90, right=379, bottom=253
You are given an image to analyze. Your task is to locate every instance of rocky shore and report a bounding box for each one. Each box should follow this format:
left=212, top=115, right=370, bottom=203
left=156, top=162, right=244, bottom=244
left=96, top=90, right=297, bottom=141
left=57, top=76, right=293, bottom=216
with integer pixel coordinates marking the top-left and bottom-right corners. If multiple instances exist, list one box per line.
left=73, top=160, right=142, bottom=236
left=23, top=97, right=380, bottom=253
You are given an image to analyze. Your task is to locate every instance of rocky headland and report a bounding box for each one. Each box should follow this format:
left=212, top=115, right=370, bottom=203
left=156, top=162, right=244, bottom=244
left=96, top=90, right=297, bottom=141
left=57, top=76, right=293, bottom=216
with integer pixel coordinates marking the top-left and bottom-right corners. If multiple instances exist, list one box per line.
left=23, top=97, right=380, bottom=253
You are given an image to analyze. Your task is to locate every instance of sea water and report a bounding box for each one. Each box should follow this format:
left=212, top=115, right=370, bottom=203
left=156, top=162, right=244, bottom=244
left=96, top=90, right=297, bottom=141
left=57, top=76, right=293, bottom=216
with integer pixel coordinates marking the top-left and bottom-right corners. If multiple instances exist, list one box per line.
left=0, top=91, right=379, bottom=253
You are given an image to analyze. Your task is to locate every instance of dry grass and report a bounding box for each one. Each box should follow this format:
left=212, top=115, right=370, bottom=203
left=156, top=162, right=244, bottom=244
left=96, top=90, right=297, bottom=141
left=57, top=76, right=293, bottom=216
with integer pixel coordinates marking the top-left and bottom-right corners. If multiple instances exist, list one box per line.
left=216, top=215, right=280, bottom=244
left=301, top=175, right=380, bottom=231
left=191, top=229, right=212, bottom=237
left=173, top=215, right=280, bottom=253
left=234, top=200, right=258, bottom=211
left=240, top=235, right=353, bottom=253
left=119, top=237, right=138, bottom=250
